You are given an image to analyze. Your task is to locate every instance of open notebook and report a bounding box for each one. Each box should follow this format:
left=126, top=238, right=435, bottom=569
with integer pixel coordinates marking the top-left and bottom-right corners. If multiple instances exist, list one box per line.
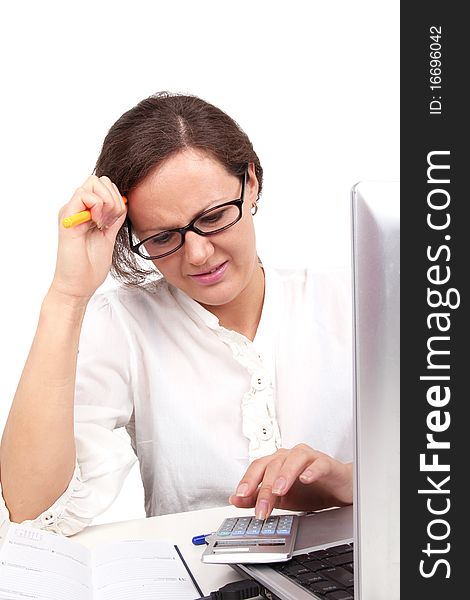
left=0, top=522, right=201, bottom=600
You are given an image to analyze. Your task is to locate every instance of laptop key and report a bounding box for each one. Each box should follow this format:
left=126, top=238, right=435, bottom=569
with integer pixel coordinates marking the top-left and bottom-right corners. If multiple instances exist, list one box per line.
left=294, top=556, right=330, bottom=570
left=309, top=548, right=337, bottom=559
left=325, top=590, right=354, bottom=600
left=297, top=571, right=327, bottom=585
left=283, top=563, right=310, bottom=577
left=327, top=551, right=353, bottom=566
left=332, top=544, right=353, bottom=554
left=295, top=553, right=311, bottom=562
left=310, top=580, right=340, bottom=594
left=322, top=566, right=354, bottom=587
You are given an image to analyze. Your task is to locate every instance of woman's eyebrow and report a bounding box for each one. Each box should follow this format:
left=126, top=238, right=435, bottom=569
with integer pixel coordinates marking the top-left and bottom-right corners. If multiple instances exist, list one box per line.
left=139, top=193, right=238, bottom=236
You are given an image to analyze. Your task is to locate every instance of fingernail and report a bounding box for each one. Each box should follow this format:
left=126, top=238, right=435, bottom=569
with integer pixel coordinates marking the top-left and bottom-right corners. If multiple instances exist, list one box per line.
left=236, top=483, right=249, bottom=497
left=300, top=469, right=313, bottom=482
left=103, top=216, right=117, bottom=228
left=256, top=500, right=269, bottom=520
left=272, top=477, right=286, bottom=495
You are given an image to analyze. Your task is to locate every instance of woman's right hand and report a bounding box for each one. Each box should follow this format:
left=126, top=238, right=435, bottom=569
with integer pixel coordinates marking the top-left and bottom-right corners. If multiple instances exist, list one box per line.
left=51, top=175, right=127, bottom=301
left=229, top=444, right=353, bottom=520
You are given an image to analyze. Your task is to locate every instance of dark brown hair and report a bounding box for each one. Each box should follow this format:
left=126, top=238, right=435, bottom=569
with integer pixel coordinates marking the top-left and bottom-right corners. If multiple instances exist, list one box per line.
left=94, top=91, right=263, bottom=285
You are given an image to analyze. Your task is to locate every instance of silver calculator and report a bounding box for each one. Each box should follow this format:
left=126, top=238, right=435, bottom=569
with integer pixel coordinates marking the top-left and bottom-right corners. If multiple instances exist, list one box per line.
left=201, top=513, right=299, bottom=564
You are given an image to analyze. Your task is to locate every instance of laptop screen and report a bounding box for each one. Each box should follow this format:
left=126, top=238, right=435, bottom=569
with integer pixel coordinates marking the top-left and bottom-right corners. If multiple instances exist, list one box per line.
left=351, top=181, right=400, bottom=599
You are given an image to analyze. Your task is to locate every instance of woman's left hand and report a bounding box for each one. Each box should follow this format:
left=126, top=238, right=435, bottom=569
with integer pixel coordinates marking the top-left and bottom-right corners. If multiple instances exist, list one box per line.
left=229, top=444, right=353, bottom=520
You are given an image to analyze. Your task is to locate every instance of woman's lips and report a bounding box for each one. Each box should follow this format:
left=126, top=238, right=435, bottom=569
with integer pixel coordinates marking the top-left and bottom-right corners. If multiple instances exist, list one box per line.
left=189, top=261, right=228, bottom=285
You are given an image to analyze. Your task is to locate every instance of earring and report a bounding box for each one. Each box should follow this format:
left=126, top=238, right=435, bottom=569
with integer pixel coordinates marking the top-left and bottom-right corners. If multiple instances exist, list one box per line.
left=251, top=203, right=258, bottom=216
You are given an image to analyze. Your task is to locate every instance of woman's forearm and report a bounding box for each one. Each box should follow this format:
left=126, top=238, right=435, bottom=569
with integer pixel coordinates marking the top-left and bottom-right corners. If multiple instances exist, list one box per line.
left=0, top=289, right=89, bottom=522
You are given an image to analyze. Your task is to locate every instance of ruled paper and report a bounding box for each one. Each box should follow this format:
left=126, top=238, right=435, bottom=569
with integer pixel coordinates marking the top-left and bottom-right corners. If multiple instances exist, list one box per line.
left=0, top=524, right=199, bottom=600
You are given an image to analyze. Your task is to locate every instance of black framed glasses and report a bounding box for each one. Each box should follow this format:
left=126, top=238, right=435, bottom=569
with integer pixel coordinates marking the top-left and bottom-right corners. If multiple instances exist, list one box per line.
left=128, top=171, right=247, bottom=260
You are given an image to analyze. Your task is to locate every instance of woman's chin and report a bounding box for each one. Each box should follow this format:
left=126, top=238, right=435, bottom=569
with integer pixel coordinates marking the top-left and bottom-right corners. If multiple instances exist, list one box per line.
left=192, top=285, right=240, bottom=309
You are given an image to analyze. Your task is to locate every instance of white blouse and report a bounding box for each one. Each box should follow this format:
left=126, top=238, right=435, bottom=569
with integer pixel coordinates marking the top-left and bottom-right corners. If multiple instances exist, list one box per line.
left=0, top=265, right=353, bottom=536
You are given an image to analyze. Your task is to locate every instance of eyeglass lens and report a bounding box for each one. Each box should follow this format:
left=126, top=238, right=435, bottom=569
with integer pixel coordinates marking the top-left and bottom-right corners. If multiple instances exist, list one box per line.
left=138, top=203, right=241, bottom=258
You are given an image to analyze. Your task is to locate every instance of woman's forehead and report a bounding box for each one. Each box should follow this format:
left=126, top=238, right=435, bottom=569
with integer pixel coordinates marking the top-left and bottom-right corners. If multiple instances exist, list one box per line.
left=128, top=150, right=239, bottom=231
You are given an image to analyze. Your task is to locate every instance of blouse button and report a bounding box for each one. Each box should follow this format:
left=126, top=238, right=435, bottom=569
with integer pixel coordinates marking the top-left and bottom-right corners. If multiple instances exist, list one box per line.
left=251, top=373, right=267, bottom=391
left=41, top=512, right=56, bottom=525
left=259, top=423, right=273, bottom=441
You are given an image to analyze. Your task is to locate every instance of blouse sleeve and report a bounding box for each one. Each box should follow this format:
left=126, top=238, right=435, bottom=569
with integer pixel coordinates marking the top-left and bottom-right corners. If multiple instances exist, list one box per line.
left=0, top=291, right=138, bottom=537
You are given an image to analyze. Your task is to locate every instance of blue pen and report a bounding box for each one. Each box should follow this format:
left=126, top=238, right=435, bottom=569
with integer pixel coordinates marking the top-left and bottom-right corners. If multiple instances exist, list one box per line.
left=192, top=532, right=214, bottom=546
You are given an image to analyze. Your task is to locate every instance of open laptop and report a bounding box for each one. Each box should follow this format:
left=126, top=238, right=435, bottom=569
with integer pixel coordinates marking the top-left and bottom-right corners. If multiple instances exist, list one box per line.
left=232, top=181, right=400, bottom=599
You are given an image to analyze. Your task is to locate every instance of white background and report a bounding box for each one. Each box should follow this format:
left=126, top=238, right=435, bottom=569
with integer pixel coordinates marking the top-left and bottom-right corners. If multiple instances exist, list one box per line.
left=0, top=1, right=399, bottom=525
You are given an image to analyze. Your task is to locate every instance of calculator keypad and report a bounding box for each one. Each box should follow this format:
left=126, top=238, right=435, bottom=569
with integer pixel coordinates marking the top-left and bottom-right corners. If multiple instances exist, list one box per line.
left=202, top=513, right=299, bottom=563
left=217, top=515, right=294, bottom=538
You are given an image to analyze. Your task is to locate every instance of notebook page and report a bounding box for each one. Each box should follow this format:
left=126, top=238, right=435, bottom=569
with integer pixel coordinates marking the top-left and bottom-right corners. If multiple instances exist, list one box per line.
left=92, top=539, right=199, bottom=600
left=0, top=523, right=92, bottom=600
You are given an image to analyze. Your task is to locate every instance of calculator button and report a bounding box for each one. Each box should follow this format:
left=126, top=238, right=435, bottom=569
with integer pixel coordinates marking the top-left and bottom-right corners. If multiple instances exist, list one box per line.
left=261, top=516, right=278, bottom=535
left=278, top=515, right=293, bottom=524
left=246, top=518, right=264, bottom=535
left=220, top=518, right=237, bottom=528
left=231, top=517, right=250, bottom=536
left=276, top=515, right=293, bottom=534
left=217, top=518, right=238, bottom=535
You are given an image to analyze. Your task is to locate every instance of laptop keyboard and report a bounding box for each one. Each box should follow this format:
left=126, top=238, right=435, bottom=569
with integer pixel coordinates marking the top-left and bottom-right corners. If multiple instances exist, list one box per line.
left=270, top=542, right=354, bottom=599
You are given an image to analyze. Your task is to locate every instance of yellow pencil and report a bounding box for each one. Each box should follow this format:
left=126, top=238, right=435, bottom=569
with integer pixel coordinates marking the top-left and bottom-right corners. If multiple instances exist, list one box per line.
left=62, top=196, right=127, bottom=228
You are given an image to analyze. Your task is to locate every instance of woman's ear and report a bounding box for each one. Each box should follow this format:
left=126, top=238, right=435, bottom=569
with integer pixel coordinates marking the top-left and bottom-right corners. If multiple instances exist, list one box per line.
left=247, top=162, right=259, bottom=202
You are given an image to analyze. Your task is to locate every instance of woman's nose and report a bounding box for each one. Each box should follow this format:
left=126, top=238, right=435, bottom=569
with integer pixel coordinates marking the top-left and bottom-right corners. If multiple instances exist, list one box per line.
left=183, top=231, right=215, bottom=265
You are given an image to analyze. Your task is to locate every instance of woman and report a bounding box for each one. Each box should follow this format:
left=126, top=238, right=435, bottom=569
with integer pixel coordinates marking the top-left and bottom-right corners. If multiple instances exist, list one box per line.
left=0, top=92, right=352, bottom=536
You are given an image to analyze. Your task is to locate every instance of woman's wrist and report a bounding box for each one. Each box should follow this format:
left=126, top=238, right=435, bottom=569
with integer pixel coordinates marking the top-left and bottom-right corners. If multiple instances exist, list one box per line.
left=42, top=286, right=91, bottom=321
